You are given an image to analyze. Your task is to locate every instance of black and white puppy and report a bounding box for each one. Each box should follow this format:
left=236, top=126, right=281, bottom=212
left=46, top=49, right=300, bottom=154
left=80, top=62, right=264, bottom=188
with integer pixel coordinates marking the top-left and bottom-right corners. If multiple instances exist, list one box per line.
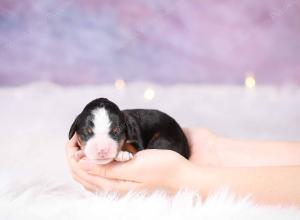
left=69, top=98, right=190, bottom=164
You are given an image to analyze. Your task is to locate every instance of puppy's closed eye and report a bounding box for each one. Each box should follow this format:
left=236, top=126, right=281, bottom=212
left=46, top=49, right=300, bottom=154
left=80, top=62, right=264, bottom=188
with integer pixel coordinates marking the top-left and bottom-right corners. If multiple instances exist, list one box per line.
left=112, top=126, right=120, bottom=134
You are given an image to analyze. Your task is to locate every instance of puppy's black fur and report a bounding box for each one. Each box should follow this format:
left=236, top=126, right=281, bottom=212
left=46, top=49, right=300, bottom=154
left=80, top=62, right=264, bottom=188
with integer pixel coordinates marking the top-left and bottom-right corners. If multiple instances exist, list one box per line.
left=69, top=98, right=190, bottom=159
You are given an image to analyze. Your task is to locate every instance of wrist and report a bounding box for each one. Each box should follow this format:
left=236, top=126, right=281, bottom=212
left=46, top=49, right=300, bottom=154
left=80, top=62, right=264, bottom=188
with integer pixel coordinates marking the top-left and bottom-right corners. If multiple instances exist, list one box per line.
left=188, top=128, right=223, bottom=166
left=199, top=131, right=223, bottom=167
left=177, top=161, right=208, bottom=195
left=182, top=163, right=224, bottom=199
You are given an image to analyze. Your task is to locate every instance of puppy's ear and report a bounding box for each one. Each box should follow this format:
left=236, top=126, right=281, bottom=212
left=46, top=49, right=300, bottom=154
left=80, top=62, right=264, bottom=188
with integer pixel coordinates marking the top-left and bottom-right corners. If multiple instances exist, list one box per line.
left=123, top=112, right=143, bottom=151
left=69, top=115, right=79, bottom=139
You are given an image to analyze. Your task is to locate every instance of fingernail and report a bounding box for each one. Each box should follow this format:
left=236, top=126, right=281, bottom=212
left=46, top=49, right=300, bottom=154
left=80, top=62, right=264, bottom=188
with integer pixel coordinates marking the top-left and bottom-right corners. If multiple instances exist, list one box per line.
left=79, top=159, right=95, bottom=171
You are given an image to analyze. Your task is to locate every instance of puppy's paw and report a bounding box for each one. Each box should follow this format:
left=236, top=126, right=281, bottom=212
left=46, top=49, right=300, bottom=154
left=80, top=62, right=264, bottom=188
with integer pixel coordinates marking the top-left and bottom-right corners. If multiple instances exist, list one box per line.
left=115, top=151, right=134, bottom=162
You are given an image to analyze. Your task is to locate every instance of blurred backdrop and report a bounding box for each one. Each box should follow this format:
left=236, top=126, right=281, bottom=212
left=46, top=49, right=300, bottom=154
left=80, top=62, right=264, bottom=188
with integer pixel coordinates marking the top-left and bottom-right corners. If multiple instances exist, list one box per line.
left=0, top=0, right=299, bottom=86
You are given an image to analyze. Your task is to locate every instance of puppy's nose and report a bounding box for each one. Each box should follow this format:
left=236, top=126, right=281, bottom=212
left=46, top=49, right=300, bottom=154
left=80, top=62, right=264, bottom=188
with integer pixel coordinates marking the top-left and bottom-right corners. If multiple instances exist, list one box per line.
left=97, top=147, right=110, bottom=159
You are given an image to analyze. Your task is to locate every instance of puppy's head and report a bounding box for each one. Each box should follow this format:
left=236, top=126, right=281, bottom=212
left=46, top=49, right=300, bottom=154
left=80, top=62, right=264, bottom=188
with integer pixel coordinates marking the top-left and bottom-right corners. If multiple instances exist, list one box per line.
left=69, top=98, right=126, bottom=164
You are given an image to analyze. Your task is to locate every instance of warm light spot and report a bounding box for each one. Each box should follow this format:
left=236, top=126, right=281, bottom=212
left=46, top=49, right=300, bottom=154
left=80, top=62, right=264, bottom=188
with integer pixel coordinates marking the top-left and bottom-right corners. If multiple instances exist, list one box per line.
left=144, top=88, right=155, bottom=100
left=245, top=73, right=256, bottom=89
left=115, top=79, right=125, bottom=90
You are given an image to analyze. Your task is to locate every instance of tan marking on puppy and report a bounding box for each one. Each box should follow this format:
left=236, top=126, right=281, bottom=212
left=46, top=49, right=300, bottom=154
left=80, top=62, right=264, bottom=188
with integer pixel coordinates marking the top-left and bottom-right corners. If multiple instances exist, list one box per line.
left=122, top=143, right=138, bottom=154
left=149, top=132, right=160, bottom=143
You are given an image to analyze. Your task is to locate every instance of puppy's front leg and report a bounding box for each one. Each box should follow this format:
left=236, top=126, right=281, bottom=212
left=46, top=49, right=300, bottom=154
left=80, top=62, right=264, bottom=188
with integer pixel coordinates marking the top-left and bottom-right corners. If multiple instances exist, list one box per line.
left=115, top=151, right=134, bottom=162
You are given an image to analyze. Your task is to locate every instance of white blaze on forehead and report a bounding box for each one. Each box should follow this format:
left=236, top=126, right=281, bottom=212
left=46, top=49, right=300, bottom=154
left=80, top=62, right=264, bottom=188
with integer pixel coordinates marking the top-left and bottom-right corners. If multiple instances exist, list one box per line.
left=85, top=107, right=119, bottom=161
left=92, top=107, right=111, bottom=134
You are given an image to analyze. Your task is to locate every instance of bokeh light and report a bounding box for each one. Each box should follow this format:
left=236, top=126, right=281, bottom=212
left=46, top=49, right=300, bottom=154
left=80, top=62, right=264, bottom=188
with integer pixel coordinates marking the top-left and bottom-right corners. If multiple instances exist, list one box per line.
left=114, top=79, right=126, bottom=90
left=144, top=88, right=155, bottom=100
left=245, top=73, right=256, bottom=89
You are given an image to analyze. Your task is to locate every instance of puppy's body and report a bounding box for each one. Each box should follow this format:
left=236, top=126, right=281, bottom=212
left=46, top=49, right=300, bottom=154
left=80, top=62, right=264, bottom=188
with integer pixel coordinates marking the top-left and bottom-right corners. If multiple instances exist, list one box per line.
left=69, top=98, right=189, bottom=164
left=123, top=109, right=189, bottom=158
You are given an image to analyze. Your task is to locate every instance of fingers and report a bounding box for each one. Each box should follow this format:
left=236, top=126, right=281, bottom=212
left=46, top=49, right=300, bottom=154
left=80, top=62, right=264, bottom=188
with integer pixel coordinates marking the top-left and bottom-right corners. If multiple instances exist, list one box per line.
left=69, top=155, right=103, bottom=192
left=65, top=134, right=140, bottom=194
left=78, top=158, right=138, bottom=181
left=74, top=150, right=85, bottom=161
left=78, top=149, right=166, bottom=181
left=71, top=171, right=99, bottom=192
left=86, top=173, right=141, bottom=193
left=65, top=133, right=80, bottom=158
left=67, top=147, right=96, bottom=191
left=73, top=162, right=140, bottom=193
left=67, top=133, right=139, bottom=181
left=67, top=132, right=78, bottom=147
left=69, top=159, right=97, bottom=192
left=68, top=152, right=140, bottom=194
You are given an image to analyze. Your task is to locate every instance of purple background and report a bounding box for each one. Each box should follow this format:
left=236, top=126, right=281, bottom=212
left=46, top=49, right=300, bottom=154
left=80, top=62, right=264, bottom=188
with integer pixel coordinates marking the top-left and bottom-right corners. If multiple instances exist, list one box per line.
left=0, top=0, right=300, bottom=85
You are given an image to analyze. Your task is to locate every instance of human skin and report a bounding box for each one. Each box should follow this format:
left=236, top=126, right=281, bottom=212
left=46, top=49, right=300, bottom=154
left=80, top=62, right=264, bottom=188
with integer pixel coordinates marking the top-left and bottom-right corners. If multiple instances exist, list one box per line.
left=65, top=128, right=300, bottom=206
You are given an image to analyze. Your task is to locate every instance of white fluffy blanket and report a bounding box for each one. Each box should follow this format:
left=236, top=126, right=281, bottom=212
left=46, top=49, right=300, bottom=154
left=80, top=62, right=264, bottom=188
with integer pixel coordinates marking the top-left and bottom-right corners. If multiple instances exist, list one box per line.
left=0, top=82, right=300, bottom=220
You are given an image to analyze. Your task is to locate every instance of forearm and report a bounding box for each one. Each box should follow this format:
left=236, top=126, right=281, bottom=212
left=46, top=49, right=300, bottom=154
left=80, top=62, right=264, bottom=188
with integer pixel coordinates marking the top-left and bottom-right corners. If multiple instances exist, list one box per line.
left=185, top=165, right=300, bottom=207
left=215, top=136, right=300, bottom=167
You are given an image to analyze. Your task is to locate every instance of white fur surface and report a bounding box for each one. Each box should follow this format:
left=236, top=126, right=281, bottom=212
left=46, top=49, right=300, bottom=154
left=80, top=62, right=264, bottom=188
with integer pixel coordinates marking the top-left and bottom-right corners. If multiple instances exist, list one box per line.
left=0, top=82, right=300, bottom=220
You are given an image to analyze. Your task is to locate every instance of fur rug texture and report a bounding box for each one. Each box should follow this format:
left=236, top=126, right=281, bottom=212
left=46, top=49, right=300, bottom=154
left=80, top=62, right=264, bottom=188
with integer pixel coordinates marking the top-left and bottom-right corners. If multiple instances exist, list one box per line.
left=0, top=82, right=299, bottom=220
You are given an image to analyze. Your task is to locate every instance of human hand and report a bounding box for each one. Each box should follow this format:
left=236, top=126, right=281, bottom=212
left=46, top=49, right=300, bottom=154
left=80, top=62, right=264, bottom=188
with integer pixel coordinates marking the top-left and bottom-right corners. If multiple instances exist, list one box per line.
left=65, top=127, right=219, bottom=194
left=66, top=133, right=192, bottom=194
left=183, top=127, right=220, bottom=166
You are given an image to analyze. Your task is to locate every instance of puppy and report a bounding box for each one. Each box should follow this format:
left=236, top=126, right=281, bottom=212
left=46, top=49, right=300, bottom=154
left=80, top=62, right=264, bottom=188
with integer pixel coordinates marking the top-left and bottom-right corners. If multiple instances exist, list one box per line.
left=69, top=98, right=189, bottom=164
